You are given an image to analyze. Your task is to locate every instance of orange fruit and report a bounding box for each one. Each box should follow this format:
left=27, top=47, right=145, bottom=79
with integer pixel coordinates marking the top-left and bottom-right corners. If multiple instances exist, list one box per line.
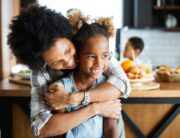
left=121, top=59, right=133, bottom=72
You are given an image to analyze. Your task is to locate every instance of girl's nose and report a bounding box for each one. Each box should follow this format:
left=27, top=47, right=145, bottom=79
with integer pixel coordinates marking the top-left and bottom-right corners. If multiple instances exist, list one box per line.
left=93, top=57, right=103, bottom=67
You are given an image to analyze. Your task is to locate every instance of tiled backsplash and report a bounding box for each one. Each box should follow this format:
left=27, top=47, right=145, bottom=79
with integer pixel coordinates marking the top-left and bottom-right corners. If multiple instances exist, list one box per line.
left=120, top=29, right=180, bottom=68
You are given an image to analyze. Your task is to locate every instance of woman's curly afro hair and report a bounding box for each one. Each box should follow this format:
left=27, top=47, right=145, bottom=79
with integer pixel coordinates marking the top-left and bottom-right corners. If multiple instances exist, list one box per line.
left=8, top=4, right=73, bottom=70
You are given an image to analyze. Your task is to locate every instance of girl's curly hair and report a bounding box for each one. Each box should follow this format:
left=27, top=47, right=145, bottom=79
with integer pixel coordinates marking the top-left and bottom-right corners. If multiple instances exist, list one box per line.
left=67, top=9, right=115, bottom=56
left=8, top=4, right=73, bottom=70
left=67, top=9, right=115, bottom=37
left=66, top=8, right=90, bottom=34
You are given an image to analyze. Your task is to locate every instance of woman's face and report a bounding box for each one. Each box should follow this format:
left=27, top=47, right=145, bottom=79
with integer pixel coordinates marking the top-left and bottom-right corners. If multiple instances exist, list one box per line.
left=78, top=35, right=110, bottom=79
left=42, top=38, right=77, bottom=70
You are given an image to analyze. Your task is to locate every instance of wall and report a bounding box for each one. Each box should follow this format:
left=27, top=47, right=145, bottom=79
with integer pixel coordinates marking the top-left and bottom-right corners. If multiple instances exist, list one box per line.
left=39, top=0, right=123, bottom=28
left=120, top=29, right=180, bottom=68
left=0, top=0, right=20, bottom=80
left=38, top=0, right=122, bottom=53
left=0, top=0, right=2, bottom=80
left=1, top=0, right=14, bottom=79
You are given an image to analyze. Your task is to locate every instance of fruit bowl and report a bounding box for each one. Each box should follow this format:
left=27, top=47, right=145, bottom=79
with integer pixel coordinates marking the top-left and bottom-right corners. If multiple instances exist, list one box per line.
left=155, top=65, right=180, bottom=82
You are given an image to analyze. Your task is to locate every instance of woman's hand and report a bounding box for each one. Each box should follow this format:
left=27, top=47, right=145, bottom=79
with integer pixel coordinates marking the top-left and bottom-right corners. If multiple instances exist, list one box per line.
left=44, top=85, right=71, bottom=110
left=93, top=99, right=122, bottom=119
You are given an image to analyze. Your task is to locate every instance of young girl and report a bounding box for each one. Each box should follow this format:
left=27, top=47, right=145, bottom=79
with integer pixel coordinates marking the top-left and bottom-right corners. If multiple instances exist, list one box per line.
left=8, top=5, right=129, bottom=137
left=48, top=15, right=125, bottom=138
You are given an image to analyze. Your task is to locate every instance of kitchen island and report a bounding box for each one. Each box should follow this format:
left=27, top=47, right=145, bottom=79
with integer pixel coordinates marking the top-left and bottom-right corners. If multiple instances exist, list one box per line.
left=0, top=80, right=180, bottom=138
left=0, top=80, right=33, bottom=138
left=122, top=82, right=180, bottom=138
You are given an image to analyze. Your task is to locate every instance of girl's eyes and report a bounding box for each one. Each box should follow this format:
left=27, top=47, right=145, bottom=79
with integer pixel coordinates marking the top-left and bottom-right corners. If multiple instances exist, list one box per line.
left=102, top=54, right=109, bottom=59
left=104, top=53, right=112, bottom=60
left=86, top=53, right=111, bottom=61
left=87, top=55, right=96, bottom=60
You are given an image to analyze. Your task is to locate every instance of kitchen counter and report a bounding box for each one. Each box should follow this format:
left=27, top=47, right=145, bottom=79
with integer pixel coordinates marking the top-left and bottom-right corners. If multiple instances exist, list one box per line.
left=130, top=82, right=180, bottom=98
left=0, top=80, right=31, bottom=138
left=0, top=79, right=30, bottom=97
left=0, top=80, right=180, bottom=97
left=0, top=80, right=180, bottom=138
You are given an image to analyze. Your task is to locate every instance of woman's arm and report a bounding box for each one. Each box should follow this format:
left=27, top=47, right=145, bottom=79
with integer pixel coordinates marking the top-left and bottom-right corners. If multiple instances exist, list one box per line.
left=39, top=100, right=121, bottom=137
left=85, top=57, right=131, bottom=103
left=90, top=56, right=131, bottom=99
left=44, top=57, right=131, bottom=109
left=104, top=118, right=119, bottom=138
left=31, top=69, right=54, bottom=136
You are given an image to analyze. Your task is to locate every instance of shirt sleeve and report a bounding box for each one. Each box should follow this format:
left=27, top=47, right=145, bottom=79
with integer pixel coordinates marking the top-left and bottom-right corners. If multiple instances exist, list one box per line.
left=104, top=56, right=131, bottom=98
left=30, top=69, right=53, bottom=136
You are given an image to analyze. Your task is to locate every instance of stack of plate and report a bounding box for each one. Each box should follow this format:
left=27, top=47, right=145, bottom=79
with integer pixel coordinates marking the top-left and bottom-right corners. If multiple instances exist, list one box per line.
left=130, top=77, right=160, bottom=91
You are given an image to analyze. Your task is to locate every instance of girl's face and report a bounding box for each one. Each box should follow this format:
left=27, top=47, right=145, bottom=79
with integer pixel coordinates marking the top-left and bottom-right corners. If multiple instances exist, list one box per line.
left=78, top=35, right=110, bottom=79
left=42, top=38, right=77, bottom=70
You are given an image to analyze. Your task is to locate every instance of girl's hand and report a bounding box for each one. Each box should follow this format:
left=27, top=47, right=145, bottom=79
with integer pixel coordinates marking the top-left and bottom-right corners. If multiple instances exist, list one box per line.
left=93, top=99, right=122, bottom=119
left=44, top=85, right=71, bottom=110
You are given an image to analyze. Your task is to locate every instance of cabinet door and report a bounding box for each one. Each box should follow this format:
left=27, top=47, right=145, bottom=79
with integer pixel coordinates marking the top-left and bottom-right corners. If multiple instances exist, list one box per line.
left=123, top=0, right=155, bottom=28
left=134, top=0, right=153, bottom=27
left=123, top=0, right=134, bottom=27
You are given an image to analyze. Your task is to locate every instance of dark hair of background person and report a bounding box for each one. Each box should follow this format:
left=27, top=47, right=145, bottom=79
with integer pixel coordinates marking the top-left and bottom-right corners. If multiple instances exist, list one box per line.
left=128, top=37, right=144, bottom=52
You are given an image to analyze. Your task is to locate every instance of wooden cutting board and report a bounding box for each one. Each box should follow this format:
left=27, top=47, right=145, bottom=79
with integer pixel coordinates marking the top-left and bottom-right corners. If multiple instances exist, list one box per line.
left=9, top=77, right=31, bottom=86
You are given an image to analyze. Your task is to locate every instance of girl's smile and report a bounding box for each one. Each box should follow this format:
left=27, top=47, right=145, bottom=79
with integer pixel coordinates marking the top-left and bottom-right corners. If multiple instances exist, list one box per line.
left=89, top=68, right=104, bottom=78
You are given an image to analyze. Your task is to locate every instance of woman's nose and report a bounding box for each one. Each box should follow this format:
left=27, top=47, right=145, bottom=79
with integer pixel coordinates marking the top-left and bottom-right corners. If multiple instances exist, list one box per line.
left=64, top=56, right=70, bottom=61
left=63, top=56, right=73, bottom=66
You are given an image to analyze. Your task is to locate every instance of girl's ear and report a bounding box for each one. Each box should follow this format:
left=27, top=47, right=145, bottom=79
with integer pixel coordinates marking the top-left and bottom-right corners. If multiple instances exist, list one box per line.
left=135, top=48, right=141, bottom=56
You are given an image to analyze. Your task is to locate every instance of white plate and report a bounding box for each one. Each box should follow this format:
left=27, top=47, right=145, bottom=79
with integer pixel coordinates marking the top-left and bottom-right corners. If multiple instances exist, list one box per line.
left=130, top=77, right=154, bottom=83
left=13, top=72, right=31, bottom=79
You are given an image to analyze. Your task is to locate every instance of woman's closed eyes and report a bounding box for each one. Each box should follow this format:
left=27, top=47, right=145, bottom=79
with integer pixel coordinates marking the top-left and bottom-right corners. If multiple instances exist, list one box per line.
left=51, top=60, right=62, bottom=66
left=51, top=46, right=72, bottom=67
left=65, top=46, right=71, bottom=55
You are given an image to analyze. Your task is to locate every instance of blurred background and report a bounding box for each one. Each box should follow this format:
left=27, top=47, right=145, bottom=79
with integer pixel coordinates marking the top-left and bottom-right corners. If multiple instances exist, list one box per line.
left=0, top=0, right=180, bottom=138
left=1, top=0, right=180, bottom=80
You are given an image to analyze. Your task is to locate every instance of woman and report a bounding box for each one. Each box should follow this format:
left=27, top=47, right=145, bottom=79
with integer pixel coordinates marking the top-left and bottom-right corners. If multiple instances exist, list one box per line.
left=8, top=4, right=130, bottom=137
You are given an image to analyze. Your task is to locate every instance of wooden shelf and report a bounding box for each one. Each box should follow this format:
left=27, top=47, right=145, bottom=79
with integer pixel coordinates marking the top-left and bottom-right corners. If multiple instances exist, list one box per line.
left=165, top=26, right=180, bottom=31
left=153, top=6, right=180, bottom=10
